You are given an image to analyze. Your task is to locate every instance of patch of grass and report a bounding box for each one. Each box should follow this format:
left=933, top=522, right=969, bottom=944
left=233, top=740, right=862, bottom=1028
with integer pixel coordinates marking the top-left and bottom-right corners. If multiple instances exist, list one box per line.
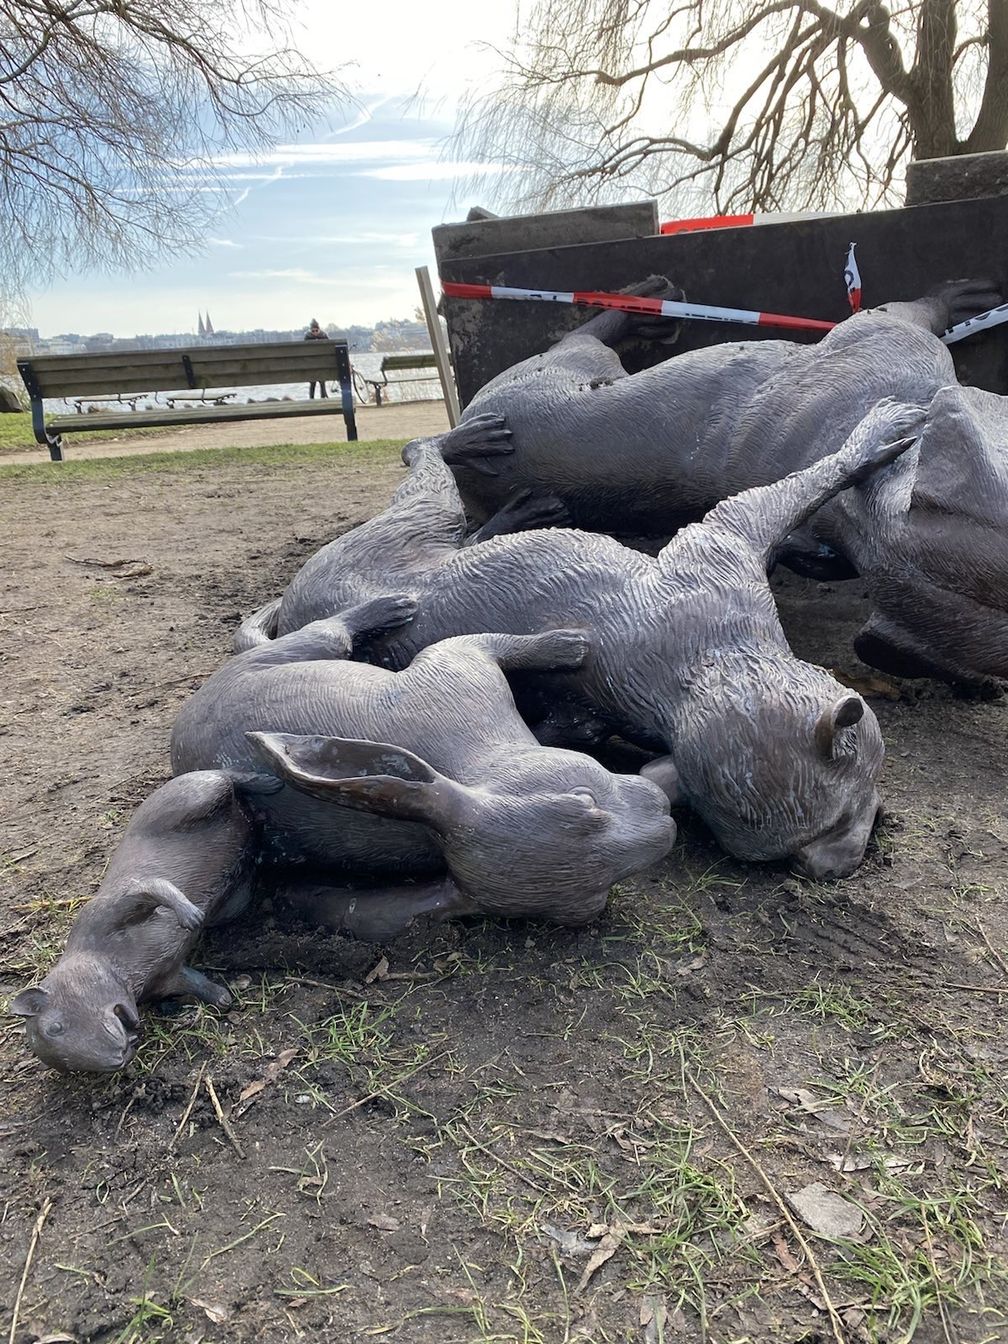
left=830, top=1185, right=1000, bottom=1343
left=0, top=435, right=406, bottom=482
left=0, top=409, right=193, bottom=456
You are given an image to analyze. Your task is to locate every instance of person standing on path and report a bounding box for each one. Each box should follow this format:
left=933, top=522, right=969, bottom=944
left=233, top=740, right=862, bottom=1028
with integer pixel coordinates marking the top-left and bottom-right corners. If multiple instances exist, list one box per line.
left=304, top=318, right=329, bottom=399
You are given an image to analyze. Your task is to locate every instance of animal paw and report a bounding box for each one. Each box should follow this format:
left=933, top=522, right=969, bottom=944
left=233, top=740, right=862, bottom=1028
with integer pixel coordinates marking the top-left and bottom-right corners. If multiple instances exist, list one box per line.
left=536, top=629, right=592, bottom=668
left=347, top=594, right=418, bottom=638
left=176, top=902, right=206, bottom=933
left=499, top=489, right=570, bottom=532
left=933, top=277, right=1003, bottom=327
left=845, top=399, right=926, bottom=477
left=617, top=274, right=682, bottom=301
left=439, top=415, right=515, bottom=472
left=472, top=489, right=570, bottom=542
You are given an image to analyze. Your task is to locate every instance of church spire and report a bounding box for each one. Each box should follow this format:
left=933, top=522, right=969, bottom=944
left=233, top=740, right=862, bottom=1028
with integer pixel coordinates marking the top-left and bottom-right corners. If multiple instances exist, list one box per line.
left=197, top=312, right=206, bottom=337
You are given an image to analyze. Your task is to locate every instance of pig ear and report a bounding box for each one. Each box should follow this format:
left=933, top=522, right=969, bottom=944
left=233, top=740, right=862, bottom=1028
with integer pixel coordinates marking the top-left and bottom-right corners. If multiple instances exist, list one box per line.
left=9, top=986, right=48, bottom=1017
left=246, top=732, right=467, bottom=829
left=814, top=695, right=864, bottom=758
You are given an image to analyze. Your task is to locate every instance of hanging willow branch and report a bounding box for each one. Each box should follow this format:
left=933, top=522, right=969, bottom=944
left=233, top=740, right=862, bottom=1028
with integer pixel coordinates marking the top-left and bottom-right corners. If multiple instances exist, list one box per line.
left=0, top=0, right=349, bottom=293
left=455, top=0, right=1007, bottom=213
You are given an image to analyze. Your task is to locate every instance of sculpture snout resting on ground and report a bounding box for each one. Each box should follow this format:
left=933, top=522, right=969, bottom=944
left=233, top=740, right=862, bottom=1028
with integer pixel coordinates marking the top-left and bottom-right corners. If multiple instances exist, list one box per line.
left=174, top=602, right=675, bottom=932
left=10, top=771, right=257, bottom=1073
left=236, top=403, right=920, bottom=877
left=452, top=277, right=1008, bottom=685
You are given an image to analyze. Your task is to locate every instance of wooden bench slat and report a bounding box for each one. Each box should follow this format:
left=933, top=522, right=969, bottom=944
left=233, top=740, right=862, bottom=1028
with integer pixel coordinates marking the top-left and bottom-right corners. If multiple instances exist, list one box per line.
left=380, top=352, right=436, bottom=372
left=18, top=339, right=359, bottom=460
left=46, top=399, right=357, bottom=433
left=26, top=356, right=346, bottom=398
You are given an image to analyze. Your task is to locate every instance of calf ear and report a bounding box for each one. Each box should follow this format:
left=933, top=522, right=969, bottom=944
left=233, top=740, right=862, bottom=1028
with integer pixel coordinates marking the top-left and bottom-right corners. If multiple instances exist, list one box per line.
left=9, top=986, right=48, bottom=1017
left=815, top=695, right=864, bottom=758
left=247, top=732, right=466, bottom=829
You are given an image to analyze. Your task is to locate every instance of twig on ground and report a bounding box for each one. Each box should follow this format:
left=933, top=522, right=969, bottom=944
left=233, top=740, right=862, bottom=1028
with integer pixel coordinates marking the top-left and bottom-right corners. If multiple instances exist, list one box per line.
left=973, top=921, right=1008, bottom=980
left=205, top=1075, right=246, bottom=1159
left=292, top=976, right=387, bottom=1003
left=322, top=1048, right=451, bottom=1129
left=688, top=1071, right=847, bottom=1344
left=452, top=1122, right=549, bottom=1196
left=942, top=981, right=1008, bottom=995
left=9, top=1197, right=52, bottom=1344
left=169, top=1062, right=207, bottom=1147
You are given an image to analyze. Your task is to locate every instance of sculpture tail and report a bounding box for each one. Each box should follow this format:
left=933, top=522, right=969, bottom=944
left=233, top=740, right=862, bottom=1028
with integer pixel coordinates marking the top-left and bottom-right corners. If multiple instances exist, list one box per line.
left=233, top=597, right=281, bottom=652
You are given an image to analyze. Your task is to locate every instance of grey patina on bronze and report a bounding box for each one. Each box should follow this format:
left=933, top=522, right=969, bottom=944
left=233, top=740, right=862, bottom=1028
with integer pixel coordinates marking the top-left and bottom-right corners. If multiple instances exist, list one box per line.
left=451, top=279, right=1008, bottom=684
left=174, top=605, right=675, bottom=932
left=235, top=405, right=919, bottom=877
left=10, top=771, right=256, bottom=1073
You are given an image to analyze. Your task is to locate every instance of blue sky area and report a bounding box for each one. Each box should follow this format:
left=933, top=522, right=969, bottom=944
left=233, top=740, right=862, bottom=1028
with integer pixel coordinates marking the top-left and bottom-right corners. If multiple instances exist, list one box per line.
left=25, top=2, right=518, bottom=338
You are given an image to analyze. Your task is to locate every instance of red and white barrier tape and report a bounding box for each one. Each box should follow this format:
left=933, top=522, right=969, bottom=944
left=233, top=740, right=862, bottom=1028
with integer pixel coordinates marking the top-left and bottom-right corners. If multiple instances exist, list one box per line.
left=942, top=302, right=1008, bottom=345
left=442, top=280, right=1008, bottom=347
left=441, top=281, right=835, bottom=334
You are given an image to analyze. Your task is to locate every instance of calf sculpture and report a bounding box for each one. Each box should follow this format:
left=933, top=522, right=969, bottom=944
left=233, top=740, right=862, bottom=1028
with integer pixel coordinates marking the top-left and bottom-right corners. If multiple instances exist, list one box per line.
left=11, top=771, right=257, bottom=1072
left=236, top=402, right=921, bottom=877
left=174, top=600, right=676, bottom=931
left=450, top=278, right=1008, bottom=685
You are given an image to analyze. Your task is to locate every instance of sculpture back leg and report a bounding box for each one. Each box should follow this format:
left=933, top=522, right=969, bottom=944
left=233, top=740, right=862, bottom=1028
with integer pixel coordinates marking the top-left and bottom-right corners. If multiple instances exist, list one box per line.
left=697, top=399, right=924, bottom=563
left=274, top=873, right=474, bottom=940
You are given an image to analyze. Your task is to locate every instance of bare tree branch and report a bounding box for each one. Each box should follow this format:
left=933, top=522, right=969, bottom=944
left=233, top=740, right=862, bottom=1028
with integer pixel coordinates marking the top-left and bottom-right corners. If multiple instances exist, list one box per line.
left=0, top=0, right=349, bottom=296
left=456, top=0, right=1006, bottom=215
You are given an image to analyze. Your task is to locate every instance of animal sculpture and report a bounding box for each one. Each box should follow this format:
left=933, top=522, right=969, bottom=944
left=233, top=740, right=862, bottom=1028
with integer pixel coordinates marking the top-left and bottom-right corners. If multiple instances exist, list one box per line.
left=10, top=771, right=258, bottom=1072
left=452, top=278, right=1008, bottom=684
left=235, top=402, right=921, bottom=877
left=174, top=599, right=676, bottom=931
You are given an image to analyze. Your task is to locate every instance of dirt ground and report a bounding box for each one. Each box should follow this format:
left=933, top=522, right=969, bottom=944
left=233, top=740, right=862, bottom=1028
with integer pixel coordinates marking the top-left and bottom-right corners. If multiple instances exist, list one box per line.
left=1, top=441, right=1007, bottom=1344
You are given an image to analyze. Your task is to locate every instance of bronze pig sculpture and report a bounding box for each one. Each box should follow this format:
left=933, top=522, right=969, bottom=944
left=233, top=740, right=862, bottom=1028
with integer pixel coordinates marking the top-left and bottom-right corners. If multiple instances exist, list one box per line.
left=10, top=771, right=257, bottom=1073
left=453, top=278, right=1008, bottom=684
left=236, top=402, right=921, bottom=877
left=174, top=598, right=676, bottom=931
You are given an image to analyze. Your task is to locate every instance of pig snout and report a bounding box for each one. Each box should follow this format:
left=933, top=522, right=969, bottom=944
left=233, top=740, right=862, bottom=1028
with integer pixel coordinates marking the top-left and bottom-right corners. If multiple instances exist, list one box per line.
left=28, top=999, right=141, bottom=1073
left=791, top=793, right=881, bottom=880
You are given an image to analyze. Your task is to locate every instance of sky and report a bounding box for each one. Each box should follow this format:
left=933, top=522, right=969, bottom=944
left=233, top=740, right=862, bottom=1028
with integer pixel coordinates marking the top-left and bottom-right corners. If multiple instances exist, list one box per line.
left=24, top=0, right=520, bottom=338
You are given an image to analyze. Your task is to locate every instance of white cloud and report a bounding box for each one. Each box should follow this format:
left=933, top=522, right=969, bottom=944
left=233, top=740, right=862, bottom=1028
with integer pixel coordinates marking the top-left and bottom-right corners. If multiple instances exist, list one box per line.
left=207, top=237, right=242, bottom=248
left=206, top=139, right=438, bottom=170
left=228, top=268, right=410, bottom=291
left=360, top=160, right=516, bottom=181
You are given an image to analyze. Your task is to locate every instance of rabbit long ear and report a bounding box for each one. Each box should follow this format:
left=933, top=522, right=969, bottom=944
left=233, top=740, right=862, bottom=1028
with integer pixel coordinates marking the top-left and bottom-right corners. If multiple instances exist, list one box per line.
left=247, top=732, right=469, bottom=830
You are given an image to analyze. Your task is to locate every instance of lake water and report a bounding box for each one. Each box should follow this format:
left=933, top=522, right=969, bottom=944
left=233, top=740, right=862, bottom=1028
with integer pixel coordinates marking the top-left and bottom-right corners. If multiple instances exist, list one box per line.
left=48, top=351, right=443, bottom=415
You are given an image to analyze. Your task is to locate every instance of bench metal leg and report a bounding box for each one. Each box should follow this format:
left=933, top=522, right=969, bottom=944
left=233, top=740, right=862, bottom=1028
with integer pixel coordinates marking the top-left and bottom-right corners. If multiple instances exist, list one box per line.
left=342, top=382, right=358, bottom=441
left=29, top=396, right=63, bottom=460
left=332, top=347, right=358, bottom=440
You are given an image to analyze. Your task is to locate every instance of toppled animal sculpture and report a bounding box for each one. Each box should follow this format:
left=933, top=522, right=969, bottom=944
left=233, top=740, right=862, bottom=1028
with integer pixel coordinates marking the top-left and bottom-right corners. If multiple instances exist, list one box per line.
left=10, top=771, right=257, bottom=1072
left=452, top=278, right=1008, bottom=685
left=235, top=415, right=566, bottom=651
left=235, top=403, right=920, bottom=877
left=174, top=600, right=675, bottom=932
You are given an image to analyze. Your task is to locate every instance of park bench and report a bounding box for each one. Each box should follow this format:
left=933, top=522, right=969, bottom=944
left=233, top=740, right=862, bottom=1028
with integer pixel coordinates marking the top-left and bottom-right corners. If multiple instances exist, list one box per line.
left=17, top=340, right=358, bottom=462
left=357, top=351, right=437, bottom=406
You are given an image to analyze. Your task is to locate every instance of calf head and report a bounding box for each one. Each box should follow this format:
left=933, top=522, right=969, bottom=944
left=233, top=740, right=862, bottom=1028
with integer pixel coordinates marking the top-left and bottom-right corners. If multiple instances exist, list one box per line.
left=10, top=954, right=140, bottom=1073
left=659, top=658, right=884, bottom=878
left=250, top=732, right=675, bottom=925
